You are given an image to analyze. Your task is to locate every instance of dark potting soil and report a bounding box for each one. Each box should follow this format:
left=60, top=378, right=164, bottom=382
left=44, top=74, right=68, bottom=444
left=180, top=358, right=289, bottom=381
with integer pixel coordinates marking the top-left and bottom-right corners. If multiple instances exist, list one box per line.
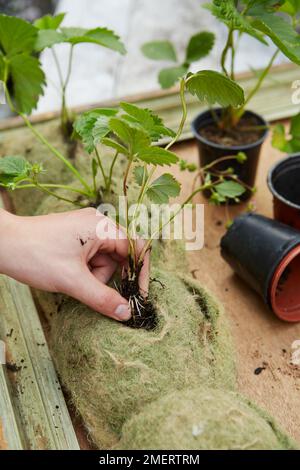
left=199, top=115, right=264, bottom=147
left=120, top=268, right=158, bottom=331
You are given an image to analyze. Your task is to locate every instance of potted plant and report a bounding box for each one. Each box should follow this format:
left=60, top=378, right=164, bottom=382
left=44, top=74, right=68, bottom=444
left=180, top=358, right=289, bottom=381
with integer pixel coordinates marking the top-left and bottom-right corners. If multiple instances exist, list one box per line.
left=142, top=0, right=300, bottom=199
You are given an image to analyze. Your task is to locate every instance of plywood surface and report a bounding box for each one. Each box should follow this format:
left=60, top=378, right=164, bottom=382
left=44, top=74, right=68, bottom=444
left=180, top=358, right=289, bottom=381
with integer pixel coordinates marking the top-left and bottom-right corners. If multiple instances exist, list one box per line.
left=172, top=127, right=300, bottom=444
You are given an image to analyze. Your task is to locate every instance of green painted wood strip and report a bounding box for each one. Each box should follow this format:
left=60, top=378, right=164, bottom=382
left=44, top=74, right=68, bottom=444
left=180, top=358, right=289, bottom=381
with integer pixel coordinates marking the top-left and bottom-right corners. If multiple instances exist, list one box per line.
left=0, top=195, right=79, bottom=450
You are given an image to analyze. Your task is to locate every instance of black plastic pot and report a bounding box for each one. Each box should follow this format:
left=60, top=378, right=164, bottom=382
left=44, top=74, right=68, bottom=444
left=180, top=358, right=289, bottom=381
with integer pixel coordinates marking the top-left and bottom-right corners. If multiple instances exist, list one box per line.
left=191, top=109, right=268, bottom=200
left=268, top=154, right=300, bottom=230
left=221, top=213, right=300, bottom=322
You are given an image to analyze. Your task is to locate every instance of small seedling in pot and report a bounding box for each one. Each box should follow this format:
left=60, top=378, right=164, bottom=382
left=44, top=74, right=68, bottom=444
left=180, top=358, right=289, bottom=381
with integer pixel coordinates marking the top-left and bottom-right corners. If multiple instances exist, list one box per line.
left=33, top=13, right=126, bottom=137
left=272, top=112, right=300, bottom=153
left=143, top=1, right=300, bottom=137
left=142, top=31, right=215, bottom=89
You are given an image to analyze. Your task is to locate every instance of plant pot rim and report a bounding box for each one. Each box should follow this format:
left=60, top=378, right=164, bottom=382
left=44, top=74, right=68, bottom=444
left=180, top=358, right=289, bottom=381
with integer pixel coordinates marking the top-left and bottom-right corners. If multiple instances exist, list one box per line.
left=267, top=153, right=300, bottom=211
left=270, top=243, right=300, bottom=322
left=191, top=108, right=269, bottom=151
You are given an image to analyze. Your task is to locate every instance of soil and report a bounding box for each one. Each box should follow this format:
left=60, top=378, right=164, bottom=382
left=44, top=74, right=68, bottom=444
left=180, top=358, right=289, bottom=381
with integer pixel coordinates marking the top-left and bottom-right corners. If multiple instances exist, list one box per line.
left=199, top=115, right=265, bottom=147
left=120, top=262, right=158, bottom=331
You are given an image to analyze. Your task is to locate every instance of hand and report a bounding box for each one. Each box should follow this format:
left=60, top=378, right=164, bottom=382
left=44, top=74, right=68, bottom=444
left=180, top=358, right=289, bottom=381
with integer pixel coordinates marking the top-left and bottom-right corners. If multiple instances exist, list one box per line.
left=0, top=207, right=149, bottom=321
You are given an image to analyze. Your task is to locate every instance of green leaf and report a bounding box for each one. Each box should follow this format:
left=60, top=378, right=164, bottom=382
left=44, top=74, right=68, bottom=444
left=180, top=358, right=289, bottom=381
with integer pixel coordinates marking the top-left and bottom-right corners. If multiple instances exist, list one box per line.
left=74, top=108, right=117, bottom=153
left=8, top=54, right=45, bottom=114
left=141, top=40, right=177, bottom=61
left=108, top=117, right=150, bottom=154
left=146, top=173, right=181, bottom=203
left=92, top=115, right=112, bottom=145
left=290, top=112, right=300, bottom=138
left=137, top=147, right=179, bottom=166
left=120, top=102, right=175, bottom=141
left=158, top=65, right=189, bottom=89
left=0, top=155, right=29, bottom=176
left=271, top=123, right=288, bottom=151
left=0, top=14, right=38, bottom=55
left=185, top=31, right=215, bottom=63
left=249, top=10, right=300, bottom=65
left=92, top=158, right=98, bottom=178
left=279, top=0, right=300, bottom=16
left=34, top=13, right=66, bottom=30
left=101, top=137, right=129, bottom=155
left=34, top=29, right=65, bottom=51
left=215, top=180, right=246, bottom=199
left=34, top=25, right=126, bottom=54
left=185, top=70, right=244, bottom=107
left=61, top=26, right=126, bottom=54
left=134, top=166, right=148, bottom=186
left=204, top=0, right=268, bottom=45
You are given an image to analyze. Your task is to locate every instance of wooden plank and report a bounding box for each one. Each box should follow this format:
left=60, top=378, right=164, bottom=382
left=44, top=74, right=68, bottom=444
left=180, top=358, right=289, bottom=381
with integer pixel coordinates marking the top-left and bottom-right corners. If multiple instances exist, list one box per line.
left=0, top=197, right=79, bottom=450
left=171, top=129, right=300, bottom=445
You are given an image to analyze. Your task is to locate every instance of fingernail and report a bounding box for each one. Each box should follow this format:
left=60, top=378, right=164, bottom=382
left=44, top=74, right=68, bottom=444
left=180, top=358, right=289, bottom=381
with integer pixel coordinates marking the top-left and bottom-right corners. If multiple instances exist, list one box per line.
left=114, top=304, right=131, bottom=320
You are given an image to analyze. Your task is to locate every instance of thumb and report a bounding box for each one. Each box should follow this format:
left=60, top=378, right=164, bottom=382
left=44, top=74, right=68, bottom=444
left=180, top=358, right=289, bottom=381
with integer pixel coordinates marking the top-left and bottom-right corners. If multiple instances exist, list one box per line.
left=67, top=268, right=131, bottom=321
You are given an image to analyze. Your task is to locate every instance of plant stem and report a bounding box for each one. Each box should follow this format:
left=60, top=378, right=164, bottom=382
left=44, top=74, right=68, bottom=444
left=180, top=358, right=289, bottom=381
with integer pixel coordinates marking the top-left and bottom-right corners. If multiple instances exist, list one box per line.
left=237, top=48, right=279, bottom=117
left=123, top=159, right=135, bottom=264
left=107, top=151, right=119, bottom=192
left=138, top=182, right=212, bottom=263
left=221, top=27, right=234, bottom=77
left=34, top=182, right=85, bottom=207
left=16, top=183, right=90, bottom=197
left=19, top=113, right=92, bottom=194
left=51, top=48, right=64, bottom=89
left=165, top=78, right=187, bottom=150
left=61, top=44, right=74, bottom=127
left=95, top=147, right=108, bottom=189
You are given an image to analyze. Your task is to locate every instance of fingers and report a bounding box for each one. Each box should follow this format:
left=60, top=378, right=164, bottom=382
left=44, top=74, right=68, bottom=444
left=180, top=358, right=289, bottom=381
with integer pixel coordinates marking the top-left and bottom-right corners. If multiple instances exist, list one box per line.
left=90, top=253, right=117, bottom=284
left=66, top=267, right=131, bottom=321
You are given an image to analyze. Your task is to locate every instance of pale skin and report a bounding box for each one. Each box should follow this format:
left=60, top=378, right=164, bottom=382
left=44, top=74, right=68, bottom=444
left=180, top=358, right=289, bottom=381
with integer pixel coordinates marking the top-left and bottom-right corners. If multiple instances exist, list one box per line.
left=0, top=207, right=149, bottom=321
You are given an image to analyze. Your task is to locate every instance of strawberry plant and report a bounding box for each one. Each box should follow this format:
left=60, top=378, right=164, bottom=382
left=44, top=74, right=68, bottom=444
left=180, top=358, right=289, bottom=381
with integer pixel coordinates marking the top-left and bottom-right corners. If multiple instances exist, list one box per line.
left=142, top=1, right=300, bottom=130
left=33, top=12, right=126, bottom=135
left=142, top=31, right=215, bottom=89
left=0, top=13, right=248, bottom=327
left=272, top=112, right=300, bottom=153
left=70, top=72, right=247, bottom=327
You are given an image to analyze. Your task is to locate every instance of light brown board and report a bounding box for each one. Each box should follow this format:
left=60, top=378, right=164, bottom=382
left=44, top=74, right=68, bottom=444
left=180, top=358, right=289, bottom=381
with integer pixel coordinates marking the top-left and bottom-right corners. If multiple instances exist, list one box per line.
left=171, top=129, right=300, bottom=444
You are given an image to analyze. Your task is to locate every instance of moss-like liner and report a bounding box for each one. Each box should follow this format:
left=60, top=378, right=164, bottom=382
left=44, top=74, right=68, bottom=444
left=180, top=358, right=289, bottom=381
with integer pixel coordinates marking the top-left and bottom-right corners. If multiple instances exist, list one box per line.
left=117, top=387, right=297, bottom=450
left=49, top=268, right=235, bottom=448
